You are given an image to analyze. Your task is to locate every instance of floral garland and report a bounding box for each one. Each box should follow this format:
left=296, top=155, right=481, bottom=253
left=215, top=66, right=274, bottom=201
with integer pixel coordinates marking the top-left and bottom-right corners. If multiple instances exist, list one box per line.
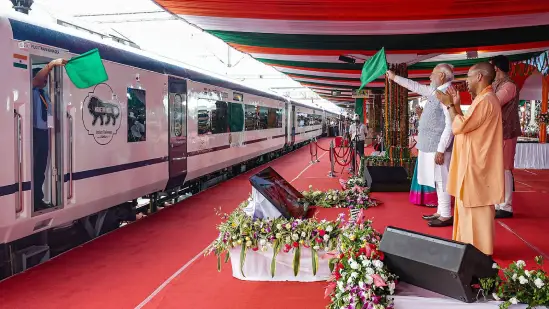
left=205, top=198, right=344, bottom=277
left=537, top=112, right=549, bottom=125
left=301, top=184, right=379, bottom=210
left=480, top=257, right=549, bottom=309
left=326, top=219, right=398, bottom=309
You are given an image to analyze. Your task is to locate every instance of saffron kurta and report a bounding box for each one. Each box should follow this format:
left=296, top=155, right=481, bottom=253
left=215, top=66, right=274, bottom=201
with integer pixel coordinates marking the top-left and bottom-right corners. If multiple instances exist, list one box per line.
left=447, top=86, right=504, bottom=255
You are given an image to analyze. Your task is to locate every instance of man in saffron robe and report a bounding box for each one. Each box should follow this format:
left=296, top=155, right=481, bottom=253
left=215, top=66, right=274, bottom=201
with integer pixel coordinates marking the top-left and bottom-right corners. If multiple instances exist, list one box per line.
left=436, top=62, right=504, bottom=256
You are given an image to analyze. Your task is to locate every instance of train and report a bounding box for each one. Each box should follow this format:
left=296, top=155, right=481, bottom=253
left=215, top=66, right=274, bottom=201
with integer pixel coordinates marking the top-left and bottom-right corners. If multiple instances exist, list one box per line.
left=0, top=11, right=341, bottom=280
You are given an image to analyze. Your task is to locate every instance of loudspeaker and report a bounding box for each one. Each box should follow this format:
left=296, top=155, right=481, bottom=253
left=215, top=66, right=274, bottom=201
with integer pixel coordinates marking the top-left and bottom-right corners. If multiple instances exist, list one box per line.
left=363, top=166, right=410, bottom=192
left=379, top=226, right=498, bottom=303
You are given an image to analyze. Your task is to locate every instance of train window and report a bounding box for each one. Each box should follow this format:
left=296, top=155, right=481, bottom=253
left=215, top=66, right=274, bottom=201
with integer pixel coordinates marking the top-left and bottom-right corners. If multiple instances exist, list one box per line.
left=127, top=88, right=146, bottom=142
left=197, top=99, right=229, bottom=135
left=211, top=101, right=229, bottom=134
left=297, top=112, right=307, bottom=127
left=170, top=94, right=185, bottom=137
left=276, top=109, right=283, bottom=128
left=228, top=102, right=244, bottom=132
left=266, top=107, right=279, bottom=129
left=258, top=106, right=269, bottom=129
left=245, top=104, right=258, bottom=131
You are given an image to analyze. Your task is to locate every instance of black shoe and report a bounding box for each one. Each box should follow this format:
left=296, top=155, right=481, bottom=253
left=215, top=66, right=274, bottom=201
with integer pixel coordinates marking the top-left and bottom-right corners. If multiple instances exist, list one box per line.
left=495, top=210, right=513, bottom=219
left=34, top=201, right=53, bottom=212
left=422, top=214, right=439, bottom=221
left=428, top=217, right=454, bottom=227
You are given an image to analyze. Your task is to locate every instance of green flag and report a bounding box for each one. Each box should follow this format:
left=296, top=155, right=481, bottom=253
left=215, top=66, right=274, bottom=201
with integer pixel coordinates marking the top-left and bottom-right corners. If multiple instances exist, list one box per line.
left=358, top=47, right=388, bottom=91
left=65, top=48, right=109, bottom=89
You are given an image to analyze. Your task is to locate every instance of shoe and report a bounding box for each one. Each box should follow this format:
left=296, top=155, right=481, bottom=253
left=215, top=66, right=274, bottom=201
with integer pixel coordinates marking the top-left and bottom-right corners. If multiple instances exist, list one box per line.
left=428, top=217, right=454, bottom=227
left=495, top=210, right=513, bottom=219
left=34, top=200, right=53, bottom=212
left=422, top=214, right=439, bottom=221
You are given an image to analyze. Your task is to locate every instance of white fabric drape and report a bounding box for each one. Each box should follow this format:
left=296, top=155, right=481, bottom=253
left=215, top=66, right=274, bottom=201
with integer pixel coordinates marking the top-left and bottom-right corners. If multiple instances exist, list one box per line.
left=514, top=143, right=549, bottom=169
left=229, top=247, right=332, bottom=282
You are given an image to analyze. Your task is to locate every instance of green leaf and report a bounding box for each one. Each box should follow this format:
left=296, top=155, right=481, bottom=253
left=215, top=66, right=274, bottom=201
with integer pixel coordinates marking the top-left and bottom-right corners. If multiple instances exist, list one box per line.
left=312, top=247, right=318, bottom=276
left=224, top=251, right=230, bottom=263
left=240, top=245, right=247, bottom=278
left=271, top=240, right=281, bottom=278
left=293, top=245, right=301, bottom=276
left=217, top=254, right=221, bottom=272
left=329, top=258, right=338, bottom=273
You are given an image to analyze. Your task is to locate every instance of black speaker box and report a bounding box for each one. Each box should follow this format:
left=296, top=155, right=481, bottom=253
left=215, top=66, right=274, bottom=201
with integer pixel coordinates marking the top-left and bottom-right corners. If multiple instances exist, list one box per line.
left=379, top=226, right=498, bottom=303
left=363, top=166, right=410, bottom=192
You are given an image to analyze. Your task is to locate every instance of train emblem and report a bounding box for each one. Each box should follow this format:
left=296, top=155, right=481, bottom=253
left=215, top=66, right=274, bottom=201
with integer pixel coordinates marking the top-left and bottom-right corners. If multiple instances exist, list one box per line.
left=81, top=83, right=122, bottom=145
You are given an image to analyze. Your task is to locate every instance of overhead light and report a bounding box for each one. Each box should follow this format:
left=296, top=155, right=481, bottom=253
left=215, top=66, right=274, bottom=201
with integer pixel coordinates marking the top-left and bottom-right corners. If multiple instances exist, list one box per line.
left=338, top=55, right=356, bottom=64
left=466, top=51, right=478, bottom=59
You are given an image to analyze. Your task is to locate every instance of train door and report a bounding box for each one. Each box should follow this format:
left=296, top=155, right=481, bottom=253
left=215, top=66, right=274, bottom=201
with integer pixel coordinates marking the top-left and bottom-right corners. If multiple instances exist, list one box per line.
left=284, top=102, right=288, bottom=145
left=291, top=105, right=296, bottom=145
left=166, top=76, right=188, bottom=189
left=28, top=49, right=68, bottom=216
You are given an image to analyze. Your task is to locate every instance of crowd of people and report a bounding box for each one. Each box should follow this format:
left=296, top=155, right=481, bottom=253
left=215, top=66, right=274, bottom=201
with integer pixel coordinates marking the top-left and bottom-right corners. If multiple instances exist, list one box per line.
left=387, top=55, right=520, bottom=257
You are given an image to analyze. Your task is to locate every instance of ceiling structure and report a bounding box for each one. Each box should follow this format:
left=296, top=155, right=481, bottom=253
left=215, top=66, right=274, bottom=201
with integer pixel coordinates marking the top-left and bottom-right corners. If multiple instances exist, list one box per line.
left=154, top=0, right=549, bottom=107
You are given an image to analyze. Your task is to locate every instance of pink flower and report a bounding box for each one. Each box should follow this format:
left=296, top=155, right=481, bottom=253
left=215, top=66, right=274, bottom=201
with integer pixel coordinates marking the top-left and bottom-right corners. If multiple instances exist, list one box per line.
left=324, top=282, right=336, bottom=298
left=372, top=274, right=387, bottom=287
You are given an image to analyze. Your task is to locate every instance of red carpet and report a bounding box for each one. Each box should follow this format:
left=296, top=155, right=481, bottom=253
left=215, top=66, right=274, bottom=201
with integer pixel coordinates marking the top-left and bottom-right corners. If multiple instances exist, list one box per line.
left=0, top=138, right=546, bottom=309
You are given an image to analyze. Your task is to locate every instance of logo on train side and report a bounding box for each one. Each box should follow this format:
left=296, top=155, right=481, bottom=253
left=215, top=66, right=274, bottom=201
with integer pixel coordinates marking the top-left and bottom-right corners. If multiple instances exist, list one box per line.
left=81, top=83, right=122, bottom=145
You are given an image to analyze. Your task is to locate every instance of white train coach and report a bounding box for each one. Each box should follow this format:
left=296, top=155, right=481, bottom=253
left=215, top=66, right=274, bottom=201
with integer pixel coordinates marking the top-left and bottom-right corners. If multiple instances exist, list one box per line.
left=0, top=11, right=340, bottom=280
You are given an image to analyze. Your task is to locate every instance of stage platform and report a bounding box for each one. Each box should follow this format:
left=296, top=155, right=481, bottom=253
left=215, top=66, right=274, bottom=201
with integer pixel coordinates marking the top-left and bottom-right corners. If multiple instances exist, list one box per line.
left=0, top=138, right=547, bottom=309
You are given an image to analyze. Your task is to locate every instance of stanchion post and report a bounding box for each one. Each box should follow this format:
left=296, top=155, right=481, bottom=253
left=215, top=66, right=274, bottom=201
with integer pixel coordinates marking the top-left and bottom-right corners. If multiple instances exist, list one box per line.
left=327, top=140, right=336, bottom=178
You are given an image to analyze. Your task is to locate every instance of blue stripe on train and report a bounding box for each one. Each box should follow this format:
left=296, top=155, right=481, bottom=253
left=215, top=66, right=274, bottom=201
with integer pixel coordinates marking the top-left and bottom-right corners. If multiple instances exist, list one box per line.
left=8, top=19, right=285, bottom=103
left=0, top=157, right=168, bottom=197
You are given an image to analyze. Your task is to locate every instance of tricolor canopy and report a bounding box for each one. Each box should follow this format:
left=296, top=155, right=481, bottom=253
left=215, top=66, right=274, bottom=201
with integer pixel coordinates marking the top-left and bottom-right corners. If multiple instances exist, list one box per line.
left=155, top=0, right=549, bottom=105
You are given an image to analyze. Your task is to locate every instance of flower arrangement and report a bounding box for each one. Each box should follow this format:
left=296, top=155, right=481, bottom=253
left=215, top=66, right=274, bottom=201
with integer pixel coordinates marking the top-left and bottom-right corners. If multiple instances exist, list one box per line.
left=205, top=198, right=344, bottom=277
left=537, top=113, right=549, bottom=125
left=326, top=219, right=398, bottom=309
left=301, top=185, right=379, bottom=210
left=480, top=256, right=549, bottom=309
left=340, top=177, right=366, bottom=189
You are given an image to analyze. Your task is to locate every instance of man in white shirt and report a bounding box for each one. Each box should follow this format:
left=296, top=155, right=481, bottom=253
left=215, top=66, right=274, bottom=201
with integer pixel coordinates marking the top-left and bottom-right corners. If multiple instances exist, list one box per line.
left=349, top=114, right=366, bottom=172
left=386, top=64, right=455, bottom=227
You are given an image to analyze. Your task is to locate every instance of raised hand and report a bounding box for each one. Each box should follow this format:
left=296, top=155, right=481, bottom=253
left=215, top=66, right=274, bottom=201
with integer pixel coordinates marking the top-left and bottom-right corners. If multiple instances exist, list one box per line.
left=386, top=70, right=396, bottom=81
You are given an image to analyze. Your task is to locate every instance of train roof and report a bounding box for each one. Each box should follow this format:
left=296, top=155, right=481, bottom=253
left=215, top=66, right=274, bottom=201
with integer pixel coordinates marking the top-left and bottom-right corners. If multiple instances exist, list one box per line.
left=3, top=11, right=327, bottom=112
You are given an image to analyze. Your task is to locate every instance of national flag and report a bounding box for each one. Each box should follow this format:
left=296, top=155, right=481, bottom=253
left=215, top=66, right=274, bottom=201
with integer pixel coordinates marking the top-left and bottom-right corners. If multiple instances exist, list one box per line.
left=358, top=48, right=388, bottom=91
left=65, top=48, right=109, bottom=89
left=13, top=53, right=28, bottom=69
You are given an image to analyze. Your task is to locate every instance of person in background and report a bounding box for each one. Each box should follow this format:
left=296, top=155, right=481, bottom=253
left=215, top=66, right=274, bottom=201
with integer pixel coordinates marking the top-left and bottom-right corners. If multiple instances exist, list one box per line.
left=387, top=64, right=455, bottom=228
left=437, top=62, right=504, bottom=257
left=349, top=114, right=366, bottom=173
left=409, top=105, right=438, bottom=208
left=490, top=55, right=521, bottom=219
left=32, top=58, right=67, bottom=211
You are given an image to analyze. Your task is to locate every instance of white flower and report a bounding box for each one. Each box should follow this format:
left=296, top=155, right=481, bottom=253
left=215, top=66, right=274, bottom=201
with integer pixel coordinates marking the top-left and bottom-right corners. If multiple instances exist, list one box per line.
left=534, top=278, right=545, bottom=288
left=301, top=232, right=306, bottom=238
left=313, top=245, right=320, bottom=250
left=512, top=273, right=517, bottom=281
left=337, top=281, right=344, bottom=291
left=364, top=275, right=373, bottom=285
left=510, top=297, right=518, bottom=305
left=246, top=240, right=252, bottom=247
left=519, top=276, right=528, bottom=285
left=350, top=261, right=360, bottom=270
left=524, top=270, right=531, bottom=277
left=259, top=239, right=267, bottom=246
left=389, top=282, right=396, bottom=294
left=373, top=260, right=384, bottom=269
left=365, top=267, right=375, bottom=275
left=275, top=233, right=282, bottom=239
left=358, top=281, right=365, bottom=290
left=292, top=234, right=299, bottom=241
left=350, top=272, right=358, bottom=278
left=516, top=260, right=526, bottom=268
left=276, top=224, right=282, bottom=229
left=492, top=293, right=500, bottom=301
left=285, top=223, right=291, bottom=229
left=492, top=263, right=499, bottom=269
left=323, top=235, right=330, bottom=241
left=326, top=225, right=333, bottom=232
left=309, top=185, right=313, bottom=189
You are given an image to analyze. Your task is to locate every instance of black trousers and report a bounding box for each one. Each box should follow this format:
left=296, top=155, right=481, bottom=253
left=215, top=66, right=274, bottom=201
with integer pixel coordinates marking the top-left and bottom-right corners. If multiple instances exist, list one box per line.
left=33, top=128, right=49, bottom=204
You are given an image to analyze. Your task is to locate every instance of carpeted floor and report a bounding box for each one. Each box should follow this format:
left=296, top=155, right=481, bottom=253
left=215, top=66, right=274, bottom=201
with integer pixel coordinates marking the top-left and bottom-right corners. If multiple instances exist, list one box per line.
left=0, top=138, right=546, bottom=309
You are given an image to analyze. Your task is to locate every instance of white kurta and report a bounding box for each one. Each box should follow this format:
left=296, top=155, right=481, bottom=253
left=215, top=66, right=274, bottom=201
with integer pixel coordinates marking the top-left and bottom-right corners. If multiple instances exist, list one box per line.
left=394, top=76, right=454, bottom=189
